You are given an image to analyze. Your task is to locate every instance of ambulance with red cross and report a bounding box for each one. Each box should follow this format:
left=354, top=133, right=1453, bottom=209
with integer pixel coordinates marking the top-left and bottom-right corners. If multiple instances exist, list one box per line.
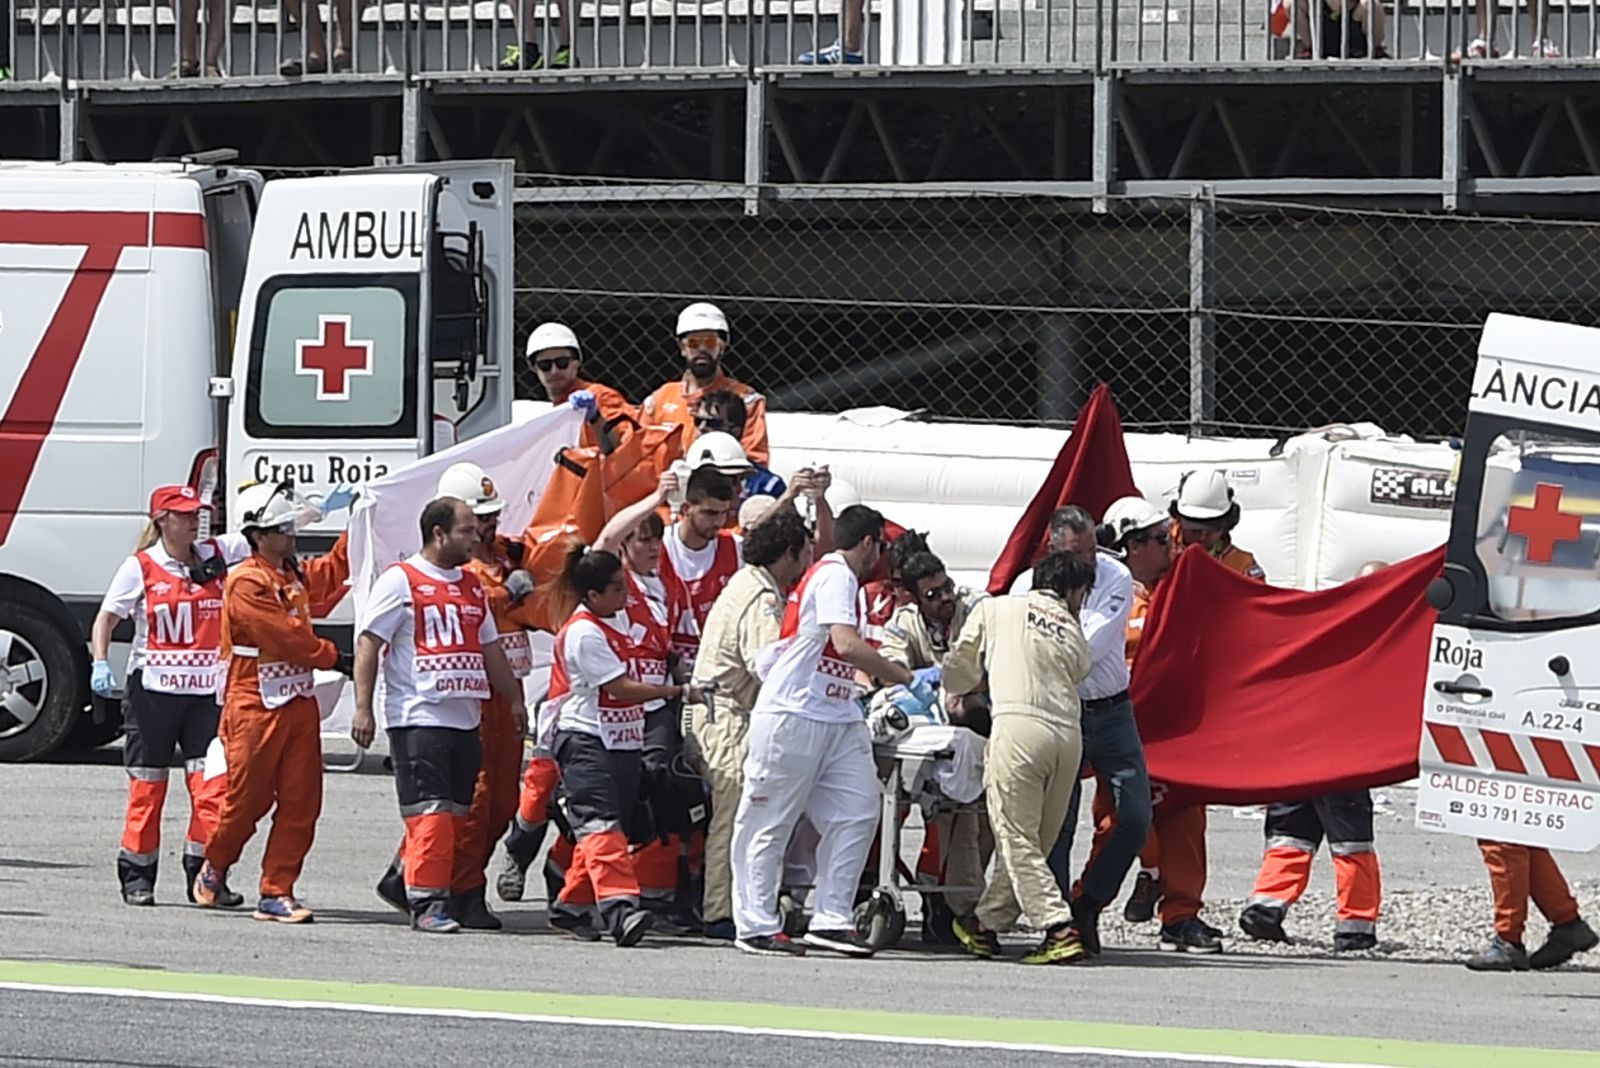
left=1419, top=313, right=1600, bottom=851
left=0, top=155, right=515, bottom=760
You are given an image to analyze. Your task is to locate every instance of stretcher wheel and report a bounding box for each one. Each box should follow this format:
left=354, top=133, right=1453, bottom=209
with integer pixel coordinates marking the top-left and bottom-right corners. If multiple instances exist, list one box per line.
left=854, top=889, right=906, bottom=951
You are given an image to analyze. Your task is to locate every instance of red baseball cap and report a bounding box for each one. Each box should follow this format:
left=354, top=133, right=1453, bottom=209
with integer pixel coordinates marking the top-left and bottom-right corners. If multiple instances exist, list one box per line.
left=149, top=485, right=211, bottom=516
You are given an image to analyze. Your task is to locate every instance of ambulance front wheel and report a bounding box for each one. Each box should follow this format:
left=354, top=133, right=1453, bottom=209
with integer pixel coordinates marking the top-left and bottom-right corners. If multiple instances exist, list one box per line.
left=0, top=599, right=83, bottom=762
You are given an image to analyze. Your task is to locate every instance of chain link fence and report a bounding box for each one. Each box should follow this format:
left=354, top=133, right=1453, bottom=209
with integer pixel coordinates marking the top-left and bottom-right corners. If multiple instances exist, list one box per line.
left=512, top=181, right=1600, bottom=440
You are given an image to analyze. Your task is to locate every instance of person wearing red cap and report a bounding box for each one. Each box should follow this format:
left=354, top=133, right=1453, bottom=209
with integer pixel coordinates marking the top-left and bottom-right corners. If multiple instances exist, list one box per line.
left=91, top=485, right=252, bottom=907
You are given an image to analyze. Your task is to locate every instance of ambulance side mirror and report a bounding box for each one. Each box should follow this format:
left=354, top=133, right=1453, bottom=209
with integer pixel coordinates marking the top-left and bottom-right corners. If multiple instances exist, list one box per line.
left=1427, top=562, right=1479, bottom=615
left=1426, top=577, right=1454, bottom=612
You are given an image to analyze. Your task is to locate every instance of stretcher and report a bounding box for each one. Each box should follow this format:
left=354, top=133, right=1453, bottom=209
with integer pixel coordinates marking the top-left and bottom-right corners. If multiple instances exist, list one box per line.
left=853, top=724, right=989, bottom=951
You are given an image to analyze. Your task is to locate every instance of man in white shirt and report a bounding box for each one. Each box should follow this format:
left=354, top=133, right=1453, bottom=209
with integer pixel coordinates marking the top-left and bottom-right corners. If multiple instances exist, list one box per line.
left=352, top=497, right=527, bottom=935
left=1041, top=504, right=1151, bottom=958
left=729, top=505, right=933, bottom=958
left=660, top=467, right=743, bottom=673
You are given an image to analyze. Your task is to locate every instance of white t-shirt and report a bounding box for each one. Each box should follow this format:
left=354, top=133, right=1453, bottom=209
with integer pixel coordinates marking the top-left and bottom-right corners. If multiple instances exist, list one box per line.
left=1077, top=552, right=1134, bottom=702
left=662, top=523, right=744, bottom=584
left=549, top=611, right=634, bottom=742
left=360, top=555, right=499, bottom=731
left=753, top=553, right=863, bottom=723
left=100, top=532, right=252, bottom=672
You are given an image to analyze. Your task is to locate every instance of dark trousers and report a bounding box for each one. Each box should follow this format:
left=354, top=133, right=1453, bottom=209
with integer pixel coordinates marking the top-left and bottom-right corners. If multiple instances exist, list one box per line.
left=118, top=671, right=223, bottom=893
left=1047, top=692, right=1153, bottom=906
left=554, top=729, right=643, bottom=934
left=390, top=725, right=482, bottom=915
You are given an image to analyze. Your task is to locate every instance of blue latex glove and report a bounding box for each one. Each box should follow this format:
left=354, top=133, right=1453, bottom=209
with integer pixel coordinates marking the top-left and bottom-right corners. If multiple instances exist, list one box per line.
left=907, top=676, right=939, bottom=711
left=91, top=660, right=116, bottom=697
left=569, top=390, right=599, bottom=422
left=320, top=483, right=358, bottom=515
left=912, top=666, right=942, bottom=691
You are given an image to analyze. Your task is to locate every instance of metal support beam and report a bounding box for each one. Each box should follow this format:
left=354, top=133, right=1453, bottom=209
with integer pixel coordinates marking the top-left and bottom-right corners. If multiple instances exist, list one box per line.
left=743, top=76, right=769, bottom=217
left=1442, top=72, right=1465, bottom=212
left=401, top=83, right=426, bottom=164
left=1188, top=190, right=1217, bottom=434
left=58, top=93, right=80, bottom=162
left=1091, top=71, right=1116, bottom=212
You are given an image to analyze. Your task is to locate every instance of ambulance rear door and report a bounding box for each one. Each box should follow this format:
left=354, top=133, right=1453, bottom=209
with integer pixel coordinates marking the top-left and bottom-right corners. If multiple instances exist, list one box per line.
left=1418, top=313, right=1600, bottom=852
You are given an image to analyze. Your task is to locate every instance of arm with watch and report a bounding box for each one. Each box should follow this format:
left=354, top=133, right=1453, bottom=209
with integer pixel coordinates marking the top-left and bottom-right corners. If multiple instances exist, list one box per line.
left=600, top=676, right=704, bottom=706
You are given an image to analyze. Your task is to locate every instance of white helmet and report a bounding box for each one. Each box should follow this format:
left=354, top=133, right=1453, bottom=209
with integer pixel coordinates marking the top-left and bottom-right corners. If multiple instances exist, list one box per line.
left=525, top=321, right=580, bottom=359
left=676, top=301, right=729, bottom=338
left=826, top=476, right=862, bottom=513
left=1173, top=468, right=1234, bottom=521
left=236, top=481, right=316, bottom=533
left=1100, top=496, right=1168, bottom=548
left=437, top=462, right=504, bottom=517
left=686, top=431, right=752, bottom=475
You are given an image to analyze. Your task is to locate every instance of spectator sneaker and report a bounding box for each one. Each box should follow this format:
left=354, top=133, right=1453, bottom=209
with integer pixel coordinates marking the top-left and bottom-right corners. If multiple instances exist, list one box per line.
left=1160, top=918, right=1223, bottom=953
left=798, top=40, right=864, bottom=65
left=0, top=66, right=12, bottom=82
left=736, top=933, right=808, bottom=956
left=1123, top=871, right=1161, bottom=923
left=192, top=861, right=243, bottom=909
left=803, top=927, right=876, bottom=957
left=412, top=901, right=461, bottom=934
left=1529, top=918, right=1599, bottom=970
left=615, top=908, right=655, bottom=947
left=254, top=896, right=314, bottom=924
left=500, top=42, right=541, bottom=70
left=1021, top=924, right=1085, bottom=965
left=1333, top=931, right=1378, bottom=953
left=951, top=914, right=1001, bottom=959
left=1466, top=934, right=1530, bottom=972
left=548, top=46, right=575, bottom=69
left=495, top=852, right=528, bottom=902
left=1239, top=903, right=1290, bottom=943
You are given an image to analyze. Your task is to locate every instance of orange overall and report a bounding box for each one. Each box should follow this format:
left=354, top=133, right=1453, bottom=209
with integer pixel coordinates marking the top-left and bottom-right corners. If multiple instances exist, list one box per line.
left=551, top=378, right=636, bottom=451
left=1478, top=841, right=1580, bottom=944
left=204, top=534, right=348, bottom=898
left=639, top=371, right=770, bottom=465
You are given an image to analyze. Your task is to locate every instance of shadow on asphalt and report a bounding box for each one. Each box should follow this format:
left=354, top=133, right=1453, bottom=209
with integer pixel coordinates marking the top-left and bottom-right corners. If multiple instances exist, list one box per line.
left=0, top=857, right=90, bottom=871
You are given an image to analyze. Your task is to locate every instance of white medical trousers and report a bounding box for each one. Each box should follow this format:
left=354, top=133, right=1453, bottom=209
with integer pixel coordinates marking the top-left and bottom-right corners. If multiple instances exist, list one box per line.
left=731, top=713, right=878, bottom=939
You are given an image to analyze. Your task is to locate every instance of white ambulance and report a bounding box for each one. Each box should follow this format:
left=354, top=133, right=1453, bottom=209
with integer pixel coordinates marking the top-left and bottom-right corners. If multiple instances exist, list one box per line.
left=1418, top=313, right=1600, bottom=851
left=0, top=155, right=516, bottom=761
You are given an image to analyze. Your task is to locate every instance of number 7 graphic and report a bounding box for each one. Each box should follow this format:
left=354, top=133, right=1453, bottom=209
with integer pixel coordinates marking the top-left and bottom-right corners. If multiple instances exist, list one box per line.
left=0, top=210, right=206, bottom=547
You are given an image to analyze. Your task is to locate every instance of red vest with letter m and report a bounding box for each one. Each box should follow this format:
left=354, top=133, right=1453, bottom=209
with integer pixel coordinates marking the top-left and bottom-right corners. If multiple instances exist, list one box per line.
left=399, top=562, right=490, bottom=702
left=781, top=557, right=860, bottom=703
left=139, top=547, right=225, bottom=696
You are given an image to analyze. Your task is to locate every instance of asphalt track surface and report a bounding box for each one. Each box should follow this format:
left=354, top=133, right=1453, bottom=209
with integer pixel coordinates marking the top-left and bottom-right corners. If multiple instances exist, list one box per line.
left=3, top=750, right=1599, bottom=1068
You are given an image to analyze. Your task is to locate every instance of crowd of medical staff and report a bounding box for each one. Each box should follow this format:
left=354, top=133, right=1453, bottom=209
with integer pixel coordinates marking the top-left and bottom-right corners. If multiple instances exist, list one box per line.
left=88, top=302, right=1599, bottom=971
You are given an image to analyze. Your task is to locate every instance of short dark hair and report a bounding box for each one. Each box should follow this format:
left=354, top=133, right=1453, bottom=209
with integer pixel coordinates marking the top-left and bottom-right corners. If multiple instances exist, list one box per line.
left=1049, top=505, right=1095, bottom=537
left=885, top=529, right=930, bottom=577
left=1032, top=551, right=1097, bottom=600
left=834, top=504, right=886, bottom=552
left=686, top=467, right=737, bottom=505
left=698, top=389, right=747, bottom=436
left=631, top=510, right=666, bottom=541
left=567, top=548, right=624, bottom=602
left=743, top=507, right=811, bottom=568
left=898, top=551, right=947, bottom=594
left=420, top=497, right=465, bottom=545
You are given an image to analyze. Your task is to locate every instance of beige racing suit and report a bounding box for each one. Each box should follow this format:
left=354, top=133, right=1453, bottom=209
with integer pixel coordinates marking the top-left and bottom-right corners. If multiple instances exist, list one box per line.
left=943, top=590, right=1091, bottom=933
left=683, top=563, right=785, bottom=925
left=879, top=588, right=993, bottom=915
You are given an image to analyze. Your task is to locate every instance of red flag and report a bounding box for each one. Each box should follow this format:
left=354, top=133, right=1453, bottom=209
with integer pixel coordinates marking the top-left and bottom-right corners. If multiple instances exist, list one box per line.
left=985, top=383, right=1140, bottom=594
left=1131, top=545, right=1444, bottom=808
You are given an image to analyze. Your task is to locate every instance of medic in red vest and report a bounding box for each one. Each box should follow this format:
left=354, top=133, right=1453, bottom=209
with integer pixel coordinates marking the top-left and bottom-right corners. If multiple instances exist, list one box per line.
left=659, top=467, right=743, bottom=673
left=91, top=485, right=251, bottom=908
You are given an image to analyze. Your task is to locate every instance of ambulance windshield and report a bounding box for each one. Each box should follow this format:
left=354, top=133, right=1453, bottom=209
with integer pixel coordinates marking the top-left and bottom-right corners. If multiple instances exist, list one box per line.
left=1474, top=429, right=1600, bottom=622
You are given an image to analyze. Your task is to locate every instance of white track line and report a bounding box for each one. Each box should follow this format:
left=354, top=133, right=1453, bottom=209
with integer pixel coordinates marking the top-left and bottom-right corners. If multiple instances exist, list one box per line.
left=0, top=980, right=1412, bottom=1068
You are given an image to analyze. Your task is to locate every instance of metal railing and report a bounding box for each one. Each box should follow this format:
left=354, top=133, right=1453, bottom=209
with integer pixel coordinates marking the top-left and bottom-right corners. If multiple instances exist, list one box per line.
left=3, top=0, right=1599, bottom=83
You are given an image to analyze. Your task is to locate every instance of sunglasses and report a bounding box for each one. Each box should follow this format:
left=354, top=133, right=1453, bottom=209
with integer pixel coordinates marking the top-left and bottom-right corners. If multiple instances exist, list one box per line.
left=1133, top=531, right=1172, bottom=546
left=535, top=355, right=576, bottom=372
left=695, top=415, right=730, bottom=431
left=919, top=580, right=955, bottom=601
left=681, top=332, right=723, bottom=350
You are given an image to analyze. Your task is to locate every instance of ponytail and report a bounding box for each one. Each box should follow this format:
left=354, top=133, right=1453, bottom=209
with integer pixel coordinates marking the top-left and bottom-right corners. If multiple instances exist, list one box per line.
left=133, top=519, right=160, bottom=553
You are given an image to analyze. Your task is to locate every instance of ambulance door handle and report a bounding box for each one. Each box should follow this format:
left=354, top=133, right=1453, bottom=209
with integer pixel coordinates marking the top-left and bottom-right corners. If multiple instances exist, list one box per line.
left=1434, top=681, right=1492, bottom=698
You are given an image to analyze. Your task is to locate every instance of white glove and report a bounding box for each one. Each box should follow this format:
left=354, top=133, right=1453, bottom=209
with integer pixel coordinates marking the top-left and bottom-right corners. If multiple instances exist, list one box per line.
left=504, top=569, right=535, bottom=604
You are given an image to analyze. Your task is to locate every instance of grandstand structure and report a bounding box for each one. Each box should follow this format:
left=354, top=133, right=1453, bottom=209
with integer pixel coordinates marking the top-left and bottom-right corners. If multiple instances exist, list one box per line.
left=3, top=0, right=1600, bottom=211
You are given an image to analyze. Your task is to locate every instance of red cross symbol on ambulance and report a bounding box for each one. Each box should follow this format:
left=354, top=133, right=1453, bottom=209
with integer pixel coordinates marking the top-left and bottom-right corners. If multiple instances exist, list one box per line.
left=296, top=315, right=374, bottom=401
left=1507, top=482, right=1584, bottom=564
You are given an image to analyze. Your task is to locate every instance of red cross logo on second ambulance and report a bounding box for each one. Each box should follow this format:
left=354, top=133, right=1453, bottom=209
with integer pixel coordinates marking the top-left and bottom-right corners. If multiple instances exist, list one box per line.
left=295, top=315, right=374, bottom=401
left=1507, top=482, right=1584, bottom=564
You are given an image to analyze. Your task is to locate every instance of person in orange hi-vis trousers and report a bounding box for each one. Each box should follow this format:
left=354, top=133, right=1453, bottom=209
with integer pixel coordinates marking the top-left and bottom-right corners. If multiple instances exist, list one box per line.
left=638, top=302, right=770, bottom=466
left=542, top=548, right=705, bottom=946
left=193, top=481, right=352, bottom=923
left=1465, top=841, right=1598, bottom=971
left=371, top=464, right=539, bottom=931
left=91, top=484, right=252, bottom=907
left=353, top=496, right=528, bottom=934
